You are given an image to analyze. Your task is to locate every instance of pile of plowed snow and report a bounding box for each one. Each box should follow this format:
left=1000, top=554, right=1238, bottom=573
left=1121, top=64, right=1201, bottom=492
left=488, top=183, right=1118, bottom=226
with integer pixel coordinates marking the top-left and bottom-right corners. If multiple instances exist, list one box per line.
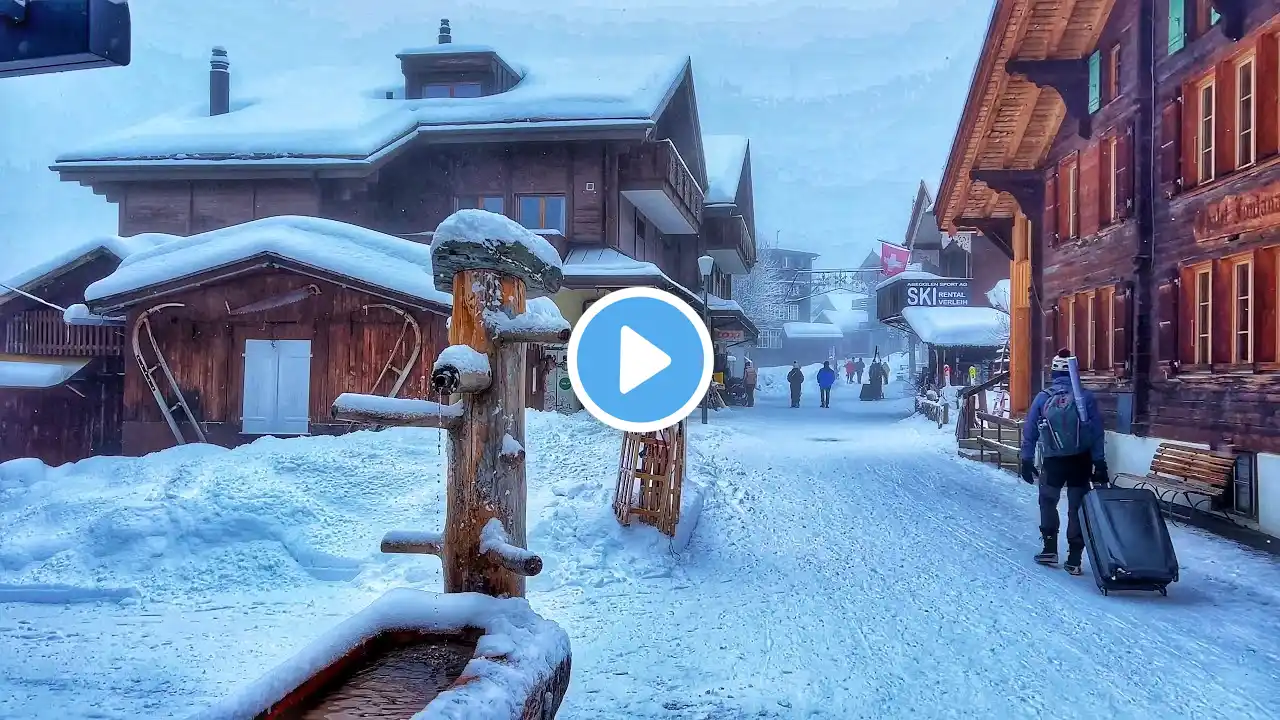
left=0, top=411, right=708, bottom=602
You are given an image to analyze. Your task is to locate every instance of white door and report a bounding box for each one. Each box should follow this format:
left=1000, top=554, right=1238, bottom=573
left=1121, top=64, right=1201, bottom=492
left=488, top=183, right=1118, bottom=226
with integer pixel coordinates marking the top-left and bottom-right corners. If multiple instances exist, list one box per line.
left=241, top=339, right=312, bottom=435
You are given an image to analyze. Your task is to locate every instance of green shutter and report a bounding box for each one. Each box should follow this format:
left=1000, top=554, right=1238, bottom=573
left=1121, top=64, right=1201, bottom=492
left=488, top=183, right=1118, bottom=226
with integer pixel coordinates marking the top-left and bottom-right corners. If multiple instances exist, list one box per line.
left=1210, top=7, right=1221, bottom=25
left=1168, top=0, right=1186, bottom=54
left=1088, top=50, right=1102, bottom=113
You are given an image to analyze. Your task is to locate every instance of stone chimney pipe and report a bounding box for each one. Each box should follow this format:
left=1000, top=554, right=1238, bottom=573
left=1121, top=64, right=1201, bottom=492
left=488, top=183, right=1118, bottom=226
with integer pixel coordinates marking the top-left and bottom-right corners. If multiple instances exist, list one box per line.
left=438, top=19, right=452, bottom=44
left=210, top=46, right=230, bottom=116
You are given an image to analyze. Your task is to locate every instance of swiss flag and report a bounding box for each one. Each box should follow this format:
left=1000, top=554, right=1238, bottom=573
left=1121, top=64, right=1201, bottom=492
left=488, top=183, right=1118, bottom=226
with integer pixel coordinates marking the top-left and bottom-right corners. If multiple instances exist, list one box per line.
left=881, top=242, right=910, bottom=277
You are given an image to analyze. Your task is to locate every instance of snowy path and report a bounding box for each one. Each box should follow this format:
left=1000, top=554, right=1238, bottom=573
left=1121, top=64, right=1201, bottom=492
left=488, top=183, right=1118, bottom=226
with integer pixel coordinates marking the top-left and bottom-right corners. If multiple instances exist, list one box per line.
left=2, top=380, right=1279, bottom=718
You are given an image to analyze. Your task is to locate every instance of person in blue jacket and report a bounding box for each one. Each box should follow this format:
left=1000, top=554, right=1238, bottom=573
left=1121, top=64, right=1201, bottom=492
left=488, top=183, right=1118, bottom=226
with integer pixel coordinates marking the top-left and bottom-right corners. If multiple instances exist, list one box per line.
left=1020, top=349, right=1109, bottom=575
left=816, top=361, right=837, bottom=408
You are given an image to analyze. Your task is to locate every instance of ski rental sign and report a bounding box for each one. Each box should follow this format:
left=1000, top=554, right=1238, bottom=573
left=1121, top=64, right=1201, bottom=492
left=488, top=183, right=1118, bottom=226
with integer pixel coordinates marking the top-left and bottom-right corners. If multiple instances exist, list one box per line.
left=904, top=279, right=972, bottom=308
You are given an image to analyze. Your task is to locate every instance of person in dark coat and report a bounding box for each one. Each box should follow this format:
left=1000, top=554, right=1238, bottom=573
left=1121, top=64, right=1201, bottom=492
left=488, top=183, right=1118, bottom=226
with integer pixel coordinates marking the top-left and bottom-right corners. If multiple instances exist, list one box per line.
left=1020, top=349, right=1109, bottom=575
left=816, top=361, right=837, bottom=408
left=786, top=362, right=804, bottom=408
left=854, top=357, right=865, bottom=384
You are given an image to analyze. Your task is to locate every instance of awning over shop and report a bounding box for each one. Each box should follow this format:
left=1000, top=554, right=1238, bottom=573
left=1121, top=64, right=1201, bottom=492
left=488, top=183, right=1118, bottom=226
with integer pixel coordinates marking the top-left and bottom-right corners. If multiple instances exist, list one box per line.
left=0, top=354, right=92, bottom=389
left=901, top=306, right=1008, bottom=348
left=560, top=247, right=699, bottom=304
left=708, top=293, right=758, bottom=344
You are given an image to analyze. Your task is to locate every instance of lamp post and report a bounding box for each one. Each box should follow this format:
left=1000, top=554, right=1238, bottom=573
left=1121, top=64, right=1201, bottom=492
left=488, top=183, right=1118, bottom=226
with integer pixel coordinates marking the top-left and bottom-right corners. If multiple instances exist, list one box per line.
left=698, top=255, right=715, bottom=425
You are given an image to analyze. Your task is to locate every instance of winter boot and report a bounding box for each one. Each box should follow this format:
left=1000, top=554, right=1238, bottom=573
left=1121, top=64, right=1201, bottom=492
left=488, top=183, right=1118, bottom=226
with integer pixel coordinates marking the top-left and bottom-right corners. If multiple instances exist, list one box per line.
left=1034, top=534, right=1058, bottom=566
left=1064, top=545, right=1084, bottom=575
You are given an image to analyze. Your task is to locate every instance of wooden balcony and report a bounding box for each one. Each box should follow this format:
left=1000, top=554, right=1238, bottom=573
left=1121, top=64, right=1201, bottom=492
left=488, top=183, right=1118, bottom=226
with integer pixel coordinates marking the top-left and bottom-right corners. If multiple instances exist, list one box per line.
left=703, top=213, right=756, bottom=274
left=619, top=139, right=704, bottom=234
left=3, top=310, right=123, bottom=357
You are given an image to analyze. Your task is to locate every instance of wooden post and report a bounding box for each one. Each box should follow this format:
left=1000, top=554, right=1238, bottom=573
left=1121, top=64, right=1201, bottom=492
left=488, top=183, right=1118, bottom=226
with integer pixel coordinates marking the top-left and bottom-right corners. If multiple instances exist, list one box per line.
left=331, top=210, right=568, bottom=600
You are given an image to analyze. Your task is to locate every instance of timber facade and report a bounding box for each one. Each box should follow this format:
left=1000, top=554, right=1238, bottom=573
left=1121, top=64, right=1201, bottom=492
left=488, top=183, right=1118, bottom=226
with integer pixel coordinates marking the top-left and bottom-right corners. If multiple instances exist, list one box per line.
left=28, top=21, right=758, bottom=456
left=938, top=0, right=1280, bottom=535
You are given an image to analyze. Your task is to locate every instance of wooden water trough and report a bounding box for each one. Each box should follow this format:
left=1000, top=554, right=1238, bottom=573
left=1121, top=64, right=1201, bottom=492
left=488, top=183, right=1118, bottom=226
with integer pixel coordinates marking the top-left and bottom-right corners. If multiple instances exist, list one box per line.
left=197, top=210, right=573, bottom=719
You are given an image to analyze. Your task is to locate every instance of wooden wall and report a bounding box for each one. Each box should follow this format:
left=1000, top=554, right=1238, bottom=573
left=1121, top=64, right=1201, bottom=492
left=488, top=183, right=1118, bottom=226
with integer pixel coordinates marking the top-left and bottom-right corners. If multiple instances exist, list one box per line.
left=119, top=180, right=321, bottom=237
left=0, top=358, right=123, bottom=465
left=119, top=268, right=448, bottom=456
left=1037, top=0, right=1143, bottom=431
left=1147, top=4, right=1280, bottom=452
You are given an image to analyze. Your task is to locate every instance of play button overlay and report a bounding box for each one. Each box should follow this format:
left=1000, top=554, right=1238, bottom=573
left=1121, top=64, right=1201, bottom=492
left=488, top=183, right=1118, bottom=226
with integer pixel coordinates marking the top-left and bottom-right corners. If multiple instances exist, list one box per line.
left=568, top=287, right=713, bottom=433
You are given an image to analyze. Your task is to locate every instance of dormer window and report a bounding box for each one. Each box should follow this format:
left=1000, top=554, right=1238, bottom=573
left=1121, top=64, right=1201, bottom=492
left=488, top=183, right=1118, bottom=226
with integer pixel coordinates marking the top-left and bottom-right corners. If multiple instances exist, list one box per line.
left=424, top=82, right=482, bottom=99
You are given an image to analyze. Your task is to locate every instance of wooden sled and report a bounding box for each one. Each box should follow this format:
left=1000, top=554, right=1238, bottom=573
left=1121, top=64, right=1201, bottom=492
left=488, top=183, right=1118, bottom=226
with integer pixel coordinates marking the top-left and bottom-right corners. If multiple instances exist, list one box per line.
left=614, top=420, right=686, bottom=536
left=202, top=589, right=571, bottom=720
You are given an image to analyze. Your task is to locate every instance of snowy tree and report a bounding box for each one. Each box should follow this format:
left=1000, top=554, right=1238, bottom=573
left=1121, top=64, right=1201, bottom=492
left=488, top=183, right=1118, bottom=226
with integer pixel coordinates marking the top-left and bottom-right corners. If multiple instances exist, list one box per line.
left=734, top=243, right=796, bottom=328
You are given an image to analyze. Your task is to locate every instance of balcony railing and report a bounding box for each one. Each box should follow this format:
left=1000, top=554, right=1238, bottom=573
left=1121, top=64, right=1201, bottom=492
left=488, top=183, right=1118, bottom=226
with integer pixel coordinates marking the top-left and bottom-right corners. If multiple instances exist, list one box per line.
left=3, top=309, right=124, bottom=356
left=704, top=214, right=756, bottom=273
left=619, top=139, right=704, bottom=234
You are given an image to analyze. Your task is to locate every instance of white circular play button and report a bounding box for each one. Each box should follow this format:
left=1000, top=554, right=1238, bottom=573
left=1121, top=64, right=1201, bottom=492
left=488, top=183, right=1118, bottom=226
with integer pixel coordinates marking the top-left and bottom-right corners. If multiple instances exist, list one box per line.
left=567, top=287, right=713, bottom=432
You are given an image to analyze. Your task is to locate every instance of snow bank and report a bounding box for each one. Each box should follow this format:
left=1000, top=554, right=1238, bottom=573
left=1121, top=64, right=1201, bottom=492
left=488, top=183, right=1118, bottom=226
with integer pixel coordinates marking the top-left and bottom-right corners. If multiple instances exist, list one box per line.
left=85, top=216, right=452, bottom=307
left=56, top=55, right=690, bottom=165
left=0, top=357, right=90, bottom=389
left=902, top=306, right=1009, bottom=347
left=702, top=135, right=748, bottom=205
left=431, top=209, right=563, bottom=273
left=820, top=308, right=869, bottom=332
left=192, top=588, right=569, bottom=720
left=754, top=363, right=825, bottom=397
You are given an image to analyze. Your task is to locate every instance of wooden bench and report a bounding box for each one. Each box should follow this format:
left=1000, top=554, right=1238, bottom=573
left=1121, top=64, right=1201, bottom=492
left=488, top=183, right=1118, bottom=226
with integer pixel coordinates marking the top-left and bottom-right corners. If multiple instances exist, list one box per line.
left=1115, top=443, right=1237, bottom=524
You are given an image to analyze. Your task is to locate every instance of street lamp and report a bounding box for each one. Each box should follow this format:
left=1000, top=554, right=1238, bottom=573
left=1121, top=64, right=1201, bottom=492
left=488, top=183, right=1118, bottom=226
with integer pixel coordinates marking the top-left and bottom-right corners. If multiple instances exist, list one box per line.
left=698, top=255, right=715, bottom=425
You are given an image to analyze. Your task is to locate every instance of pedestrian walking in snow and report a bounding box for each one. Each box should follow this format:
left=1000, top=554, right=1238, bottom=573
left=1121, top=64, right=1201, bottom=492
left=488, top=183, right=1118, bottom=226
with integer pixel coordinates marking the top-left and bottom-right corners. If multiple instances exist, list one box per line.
left=845, top=358, right=856, bottom=384
left=1020, top=349, right=1109, bottom=576
left=817, top=361, right=836, bottom=408
left=854, top=357, right=865, bottom=384
left=743, top=360, right=758, bottom=408
left=787, top=362, right=804, bottom=408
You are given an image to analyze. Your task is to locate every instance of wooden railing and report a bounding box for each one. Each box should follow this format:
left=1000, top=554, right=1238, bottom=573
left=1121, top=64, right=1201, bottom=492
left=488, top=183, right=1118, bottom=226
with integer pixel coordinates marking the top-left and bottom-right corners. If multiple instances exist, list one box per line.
left=3, top=309, right=124, bottom=356
left=954, top=373, right=1022, bottom=473
left=619, top=139, right=704, bottom=227
left=915, top=395, right=949, bottom=427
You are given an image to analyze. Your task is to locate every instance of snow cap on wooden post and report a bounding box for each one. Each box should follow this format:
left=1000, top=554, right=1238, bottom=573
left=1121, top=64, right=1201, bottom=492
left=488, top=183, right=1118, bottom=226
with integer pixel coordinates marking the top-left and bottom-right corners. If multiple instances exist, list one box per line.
left=430, top=209, right=564, bottom=298
left=431, top=344, right=492, bottom=394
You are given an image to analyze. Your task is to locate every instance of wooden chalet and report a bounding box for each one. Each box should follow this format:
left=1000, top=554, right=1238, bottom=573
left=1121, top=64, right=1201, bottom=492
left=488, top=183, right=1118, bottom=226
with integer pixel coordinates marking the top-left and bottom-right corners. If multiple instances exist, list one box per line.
left=938, top=0, right=1280, bottom=535
left=48, top=21, right=757, bottom=420
left=81, top=216, right=451, bottom=456
left=0, top=239, right=143, bottom=464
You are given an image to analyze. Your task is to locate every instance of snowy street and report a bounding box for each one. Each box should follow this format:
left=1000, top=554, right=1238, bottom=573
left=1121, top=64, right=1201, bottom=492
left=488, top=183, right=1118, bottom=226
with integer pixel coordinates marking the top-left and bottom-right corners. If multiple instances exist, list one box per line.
left=2, top=380, right=1280, bottom=718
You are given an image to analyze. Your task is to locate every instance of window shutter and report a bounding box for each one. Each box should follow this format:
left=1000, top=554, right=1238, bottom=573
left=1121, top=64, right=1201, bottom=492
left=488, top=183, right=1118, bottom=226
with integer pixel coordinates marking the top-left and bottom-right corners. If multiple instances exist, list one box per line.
left=1215, top=61, right=1237, bottom=177
left=1074, top=296, right=1090, bottom=363
left=1058, top=154, right=1075, bottom=238
left=1117, top=126, right=1134, bottom=216
left=1258, top=38, right=1279, bottom=159
left=1156, top=278, right=1179, bottom=365
left=275, top=339, right=313, bottom=435
left=1080, top=143, right=1101, bottom=238
left=1213, top=260, right=1232, bottom=364
left=1043, top=306, right=1060, bottom=367
left=1100, top=135, right=1114, bottom=223
left=1160, top=99, right=1182, bottom=193
left=1210, top=7, right=1221, bottom=25
left=1168, top=0, right=1186, bottom=54
left=1090, top=291, right=1105, bottom=371
left=1257, top=248, right=1278, bottom=362
left=1113, top=284, right=1130, bottom=377
left=1181, top=87, right=1198, bottom=189
left=1088, top=50, right=1103, bottom=112
left=1044, top=169, right=1058, bottom=243
left=1179, top=266, right=1196, bottom=363
left=1058, top=296, right=1073, bottom=353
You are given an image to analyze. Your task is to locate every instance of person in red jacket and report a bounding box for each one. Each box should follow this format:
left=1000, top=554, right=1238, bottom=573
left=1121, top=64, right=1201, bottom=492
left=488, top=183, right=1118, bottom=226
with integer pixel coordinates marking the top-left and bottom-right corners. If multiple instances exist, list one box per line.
left=844, top=358, right=855, bottom=384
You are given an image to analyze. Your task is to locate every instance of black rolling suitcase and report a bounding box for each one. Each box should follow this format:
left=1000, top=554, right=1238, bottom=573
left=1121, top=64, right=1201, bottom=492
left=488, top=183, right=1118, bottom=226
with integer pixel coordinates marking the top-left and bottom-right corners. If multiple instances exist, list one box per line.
left=1079, top=486, right=1179, bottom=596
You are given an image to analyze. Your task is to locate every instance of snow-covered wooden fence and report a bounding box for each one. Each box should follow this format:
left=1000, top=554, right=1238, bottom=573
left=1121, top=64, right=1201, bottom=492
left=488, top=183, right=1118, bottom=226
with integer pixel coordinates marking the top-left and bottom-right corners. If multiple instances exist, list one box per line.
left=915, top=394, right=948, bottom=427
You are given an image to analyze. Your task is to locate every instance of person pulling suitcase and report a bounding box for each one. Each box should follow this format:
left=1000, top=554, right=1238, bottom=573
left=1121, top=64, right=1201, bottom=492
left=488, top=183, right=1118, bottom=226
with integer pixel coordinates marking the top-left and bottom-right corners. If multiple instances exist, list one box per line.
left=1019, top=349, right=1109, bottom=576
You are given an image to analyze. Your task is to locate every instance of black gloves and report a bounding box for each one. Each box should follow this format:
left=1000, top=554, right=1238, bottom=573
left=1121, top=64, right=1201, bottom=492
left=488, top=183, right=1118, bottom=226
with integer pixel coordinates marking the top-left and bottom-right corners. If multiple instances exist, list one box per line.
left=1020, top=459, right=1036, bottom=485
left=1092, top=460, right=1111, bottom=487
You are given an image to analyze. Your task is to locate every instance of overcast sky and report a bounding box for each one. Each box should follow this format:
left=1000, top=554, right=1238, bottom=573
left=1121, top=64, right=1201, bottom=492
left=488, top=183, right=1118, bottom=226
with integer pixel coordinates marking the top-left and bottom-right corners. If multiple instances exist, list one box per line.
left=0, top=0, right=990, bottom=275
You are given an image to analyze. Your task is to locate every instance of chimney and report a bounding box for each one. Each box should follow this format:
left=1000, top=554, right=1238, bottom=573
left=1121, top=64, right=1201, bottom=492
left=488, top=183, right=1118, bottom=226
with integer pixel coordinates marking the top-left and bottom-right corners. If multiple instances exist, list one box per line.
left=209, top=46, right=230, bottom=116
left=438, top=18, right=452, bottom=44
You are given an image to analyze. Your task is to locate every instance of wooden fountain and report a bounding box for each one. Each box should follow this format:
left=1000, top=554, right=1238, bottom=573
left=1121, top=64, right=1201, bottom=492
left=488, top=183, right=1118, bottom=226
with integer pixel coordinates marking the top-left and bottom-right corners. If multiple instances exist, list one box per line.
left=198, top=210, right=573, bottom=720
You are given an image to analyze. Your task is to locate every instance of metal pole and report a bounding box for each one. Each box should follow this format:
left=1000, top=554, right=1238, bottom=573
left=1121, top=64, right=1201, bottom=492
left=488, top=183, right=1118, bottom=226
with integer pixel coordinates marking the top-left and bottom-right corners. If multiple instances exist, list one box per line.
left=702, top=282, right=710, bottom=425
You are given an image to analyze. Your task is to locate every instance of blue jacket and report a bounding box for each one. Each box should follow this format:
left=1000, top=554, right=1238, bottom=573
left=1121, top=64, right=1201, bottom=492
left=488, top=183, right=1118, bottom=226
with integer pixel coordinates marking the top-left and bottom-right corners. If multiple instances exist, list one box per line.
left=1020, top=376, right=1104, bottom=462
left=817, top=367, right=837, bottom=388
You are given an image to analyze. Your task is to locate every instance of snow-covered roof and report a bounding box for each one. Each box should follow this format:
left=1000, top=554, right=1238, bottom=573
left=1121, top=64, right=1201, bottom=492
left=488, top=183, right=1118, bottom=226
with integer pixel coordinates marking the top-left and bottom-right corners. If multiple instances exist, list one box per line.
left=0, top=235, right=169, bottom=305
left=84, top=216, right=452, bottom=308
left=561, top=247, right=696, bottom=300
left=901, top=306, right=1009, bottom=347
left=783, top=321, right=844, bottom=339
left=987, top=279, right=1011, bottom=313
left=55, top=55, right=692, bottom=166
left=0, top=357, right=92, bottom=389
left=820, top=308, right=869, bottom=333
left=703, top=135, right=748, bottom=205
left=874, top=269, right=943, bottom=291
left=707, top=293, right=743, bottom=313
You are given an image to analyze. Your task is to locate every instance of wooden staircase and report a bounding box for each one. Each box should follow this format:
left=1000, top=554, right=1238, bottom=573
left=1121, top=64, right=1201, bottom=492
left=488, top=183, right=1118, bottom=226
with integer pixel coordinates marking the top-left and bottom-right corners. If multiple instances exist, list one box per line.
left=955, top=372, right=1023, bottom=475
